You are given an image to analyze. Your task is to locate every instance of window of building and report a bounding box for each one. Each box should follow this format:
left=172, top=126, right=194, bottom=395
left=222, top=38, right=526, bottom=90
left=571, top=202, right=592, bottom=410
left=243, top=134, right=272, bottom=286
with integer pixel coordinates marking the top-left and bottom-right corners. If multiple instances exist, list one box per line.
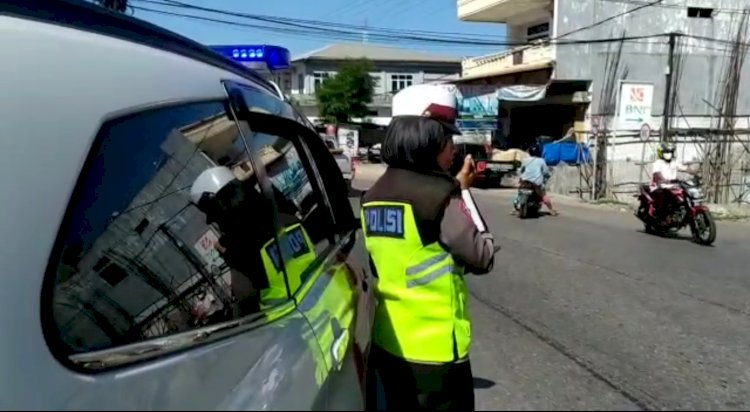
left=96, top=258, right=129, bottom=287
left=527, top=22, right=550, bottom=41
left=297, top=73, right=304, bottom=94
left=44, top=101, right=290, bottom=358
left=688, top=7, right=714, bottom=18
left=390, top=74, right=413, bottom=92
left=313, top=72, right=331, bottom=91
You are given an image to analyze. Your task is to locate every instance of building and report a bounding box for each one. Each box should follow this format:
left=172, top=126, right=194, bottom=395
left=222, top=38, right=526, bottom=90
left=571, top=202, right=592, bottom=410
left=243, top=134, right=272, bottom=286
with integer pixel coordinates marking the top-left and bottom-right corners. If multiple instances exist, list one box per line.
left=457, top=0, right=750, bottom=200
left=285, top=43, right=462, bottom=125
left=457, top=0, right=750, bottom=148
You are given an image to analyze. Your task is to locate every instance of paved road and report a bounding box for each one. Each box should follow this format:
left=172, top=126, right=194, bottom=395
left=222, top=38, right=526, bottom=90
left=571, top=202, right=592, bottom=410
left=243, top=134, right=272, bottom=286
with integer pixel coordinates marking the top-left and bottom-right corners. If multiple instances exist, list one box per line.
left=353, top=164, right=750, bottom=411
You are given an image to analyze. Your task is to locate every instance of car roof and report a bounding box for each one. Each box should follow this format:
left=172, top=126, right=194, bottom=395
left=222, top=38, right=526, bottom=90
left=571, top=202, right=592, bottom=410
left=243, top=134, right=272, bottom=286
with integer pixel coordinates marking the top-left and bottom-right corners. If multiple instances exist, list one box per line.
left=0, top=0, right=278, bottom=96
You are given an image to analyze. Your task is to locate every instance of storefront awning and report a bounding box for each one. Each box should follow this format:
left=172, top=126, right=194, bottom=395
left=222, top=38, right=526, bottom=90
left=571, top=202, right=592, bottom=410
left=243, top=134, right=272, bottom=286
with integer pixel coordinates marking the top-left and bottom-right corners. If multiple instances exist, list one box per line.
left=455, top=83, right=549, bottom=118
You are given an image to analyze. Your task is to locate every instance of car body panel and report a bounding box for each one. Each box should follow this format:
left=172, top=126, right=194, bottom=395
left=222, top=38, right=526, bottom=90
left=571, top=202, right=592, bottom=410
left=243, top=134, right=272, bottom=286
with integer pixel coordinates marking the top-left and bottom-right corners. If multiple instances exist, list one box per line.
left=0, top=3, right=372, bottom=410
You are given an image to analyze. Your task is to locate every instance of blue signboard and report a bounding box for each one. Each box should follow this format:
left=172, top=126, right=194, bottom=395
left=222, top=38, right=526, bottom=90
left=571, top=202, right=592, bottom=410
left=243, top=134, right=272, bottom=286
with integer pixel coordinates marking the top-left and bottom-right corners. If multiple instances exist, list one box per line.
left=210, top=45, right=291, bottom=71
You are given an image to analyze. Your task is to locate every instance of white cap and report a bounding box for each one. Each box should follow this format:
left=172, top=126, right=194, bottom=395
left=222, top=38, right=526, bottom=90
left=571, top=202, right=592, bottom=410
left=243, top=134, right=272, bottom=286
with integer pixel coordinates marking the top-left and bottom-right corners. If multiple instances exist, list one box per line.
left=190, top=166, right=236, bottom=204
left=391, top=84, right=461, bottom=134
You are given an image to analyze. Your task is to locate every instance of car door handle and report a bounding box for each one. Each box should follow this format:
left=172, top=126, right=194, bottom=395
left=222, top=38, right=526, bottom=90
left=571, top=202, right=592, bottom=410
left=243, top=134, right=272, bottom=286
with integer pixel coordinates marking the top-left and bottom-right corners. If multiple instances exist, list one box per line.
left=330, top=329, right=350, bottom=371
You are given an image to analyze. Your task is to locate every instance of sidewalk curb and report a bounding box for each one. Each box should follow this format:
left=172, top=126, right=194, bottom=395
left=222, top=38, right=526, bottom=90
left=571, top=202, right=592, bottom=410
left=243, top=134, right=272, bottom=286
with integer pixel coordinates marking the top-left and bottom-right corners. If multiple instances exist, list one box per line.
left=475, top=188, right=750, bottom=222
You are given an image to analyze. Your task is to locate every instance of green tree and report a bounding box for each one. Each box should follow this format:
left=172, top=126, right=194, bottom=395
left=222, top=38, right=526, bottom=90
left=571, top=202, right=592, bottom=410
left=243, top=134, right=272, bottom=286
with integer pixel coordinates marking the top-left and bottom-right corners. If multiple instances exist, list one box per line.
left=315, top=59, right=375, bottom=124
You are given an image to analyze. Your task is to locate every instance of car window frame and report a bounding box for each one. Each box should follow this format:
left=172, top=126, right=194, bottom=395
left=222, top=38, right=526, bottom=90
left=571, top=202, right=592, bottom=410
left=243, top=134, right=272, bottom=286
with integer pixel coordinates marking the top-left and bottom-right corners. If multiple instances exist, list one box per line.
left=40, top=98, right=297, bottom=373
left=233, top=112, right=340, bottom=292
left=224, top=80, right=360, bottom=305
left=223, top=80, right=347, bottom=233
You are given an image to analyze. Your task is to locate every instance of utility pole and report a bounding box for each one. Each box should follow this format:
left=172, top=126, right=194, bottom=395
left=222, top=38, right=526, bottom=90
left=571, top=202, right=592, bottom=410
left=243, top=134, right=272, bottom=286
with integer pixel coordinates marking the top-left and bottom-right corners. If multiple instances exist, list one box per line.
left=661, top=32, right=677, bottom=142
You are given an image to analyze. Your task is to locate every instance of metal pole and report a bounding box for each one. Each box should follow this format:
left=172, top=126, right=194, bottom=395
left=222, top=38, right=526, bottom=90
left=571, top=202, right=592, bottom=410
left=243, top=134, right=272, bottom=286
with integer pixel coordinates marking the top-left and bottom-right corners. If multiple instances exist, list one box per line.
left=662, top=33, right=676, bottom=142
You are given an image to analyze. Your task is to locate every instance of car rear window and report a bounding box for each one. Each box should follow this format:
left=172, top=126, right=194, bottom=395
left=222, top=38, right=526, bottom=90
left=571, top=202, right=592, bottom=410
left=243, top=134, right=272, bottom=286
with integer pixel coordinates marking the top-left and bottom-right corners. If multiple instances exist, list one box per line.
left=42, top=101, right=291, bottom=359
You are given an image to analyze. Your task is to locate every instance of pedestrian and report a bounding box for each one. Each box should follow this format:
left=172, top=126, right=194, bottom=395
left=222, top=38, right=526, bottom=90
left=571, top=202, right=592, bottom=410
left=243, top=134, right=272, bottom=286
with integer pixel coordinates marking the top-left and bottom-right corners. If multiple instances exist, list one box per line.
left=362, top=84, right=496, bottom=411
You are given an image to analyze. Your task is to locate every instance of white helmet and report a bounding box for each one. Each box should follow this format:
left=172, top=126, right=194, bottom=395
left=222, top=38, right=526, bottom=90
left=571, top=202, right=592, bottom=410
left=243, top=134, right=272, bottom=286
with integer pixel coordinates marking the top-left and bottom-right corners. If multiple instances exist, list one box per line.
left=190, top=166, right=236, bottom=205
left=391, top=84, right=461, bottom=135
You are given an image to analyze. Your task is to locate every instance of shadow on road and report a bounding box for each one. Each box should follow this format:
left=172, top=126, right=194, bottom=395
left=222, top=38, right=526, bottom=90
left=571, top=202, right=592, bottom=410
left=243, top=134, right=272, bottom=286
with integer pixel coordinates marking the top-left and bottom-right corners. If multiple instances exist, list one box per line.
left=473, top=377, right=496, bottom=390
left=636, top=229, right=713, bottom=246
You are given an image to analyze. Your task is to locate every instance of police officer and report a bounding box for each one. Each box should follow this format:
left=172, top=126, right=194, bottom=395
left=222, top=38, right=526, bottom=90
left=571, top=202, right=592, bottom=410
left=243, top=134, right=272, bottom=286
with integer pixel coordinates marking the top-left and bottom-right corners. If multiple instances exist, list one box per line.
left=190, top=166, right=315, bottom=314
left=362, top=84, right=496, bottom=410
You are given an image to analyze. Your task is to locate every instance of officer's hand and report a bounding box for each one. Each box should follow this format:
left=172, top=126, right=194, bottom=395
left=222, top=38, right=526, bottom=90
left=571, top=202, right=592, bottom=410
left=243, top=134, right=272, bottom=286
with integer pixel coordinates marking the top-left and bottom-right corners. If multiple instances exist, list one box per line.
left=456, top=154, right=476, bottom=190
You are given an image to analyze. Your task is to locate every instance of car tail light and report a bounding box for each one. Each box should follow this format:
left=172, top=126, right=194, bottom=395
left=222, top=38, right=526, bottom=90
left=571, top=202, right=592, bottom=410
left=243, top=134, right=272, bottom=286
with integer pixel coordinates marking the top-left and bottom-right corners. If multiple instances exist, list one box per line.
left=476, top=161, right=487, bottom=173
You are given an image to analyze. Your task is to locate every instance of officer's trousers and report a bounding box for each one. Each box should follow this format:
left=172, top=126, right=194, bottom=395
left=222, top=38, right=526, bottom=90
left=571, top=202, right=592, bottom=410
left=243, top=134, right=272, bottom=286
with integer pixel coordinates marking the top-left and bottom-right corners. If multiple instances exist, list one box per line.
left=367, top=344, right=475, bottom=411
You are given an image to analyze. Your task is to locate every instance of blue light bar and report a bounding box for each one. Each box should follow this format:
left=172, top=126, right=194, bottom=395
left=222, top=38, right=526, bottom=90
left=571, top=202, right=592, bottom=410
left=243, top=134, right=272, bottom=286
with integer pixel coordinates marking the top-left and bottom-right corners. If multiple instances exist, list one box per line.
left=210, top=45, right=291, bottom=71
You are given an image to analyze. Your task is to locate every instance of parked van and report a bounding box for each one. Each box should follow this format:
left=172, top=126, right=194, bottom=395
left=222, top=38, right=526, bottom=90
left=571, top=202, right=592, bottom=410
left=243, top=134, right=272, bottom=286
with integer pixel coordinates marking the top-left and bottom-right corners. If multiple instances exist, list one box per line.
left=0, top=0, right=375, bottom=409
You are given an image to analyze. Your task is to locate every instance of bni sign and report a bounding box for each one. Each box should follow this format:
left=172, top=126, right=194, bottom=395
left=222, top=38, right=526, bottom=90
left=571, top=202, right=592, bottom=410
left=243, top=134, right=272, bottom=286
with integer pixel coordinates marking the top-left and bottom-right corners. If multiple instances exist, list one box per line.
left=616, top=82, right=654, bottom=130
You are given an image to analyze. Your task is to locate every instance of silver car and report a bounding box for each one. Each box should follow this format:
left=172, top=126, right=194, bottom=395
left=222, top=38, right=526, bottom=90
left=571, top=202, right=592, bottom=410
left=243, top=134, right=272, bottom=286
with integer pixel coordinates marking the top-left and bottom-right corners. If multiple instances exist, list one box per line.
left=0, top=0, right=375, bottom=409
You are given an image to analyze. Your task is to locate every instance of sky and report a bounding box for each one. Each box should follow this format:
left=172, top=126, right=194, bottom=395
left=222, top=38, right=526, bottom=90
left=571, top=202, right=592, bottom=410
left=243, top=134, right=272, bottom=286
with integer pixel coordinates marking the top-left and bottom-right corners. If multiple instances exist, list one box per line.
left=132, top=0, right=507, bottom=59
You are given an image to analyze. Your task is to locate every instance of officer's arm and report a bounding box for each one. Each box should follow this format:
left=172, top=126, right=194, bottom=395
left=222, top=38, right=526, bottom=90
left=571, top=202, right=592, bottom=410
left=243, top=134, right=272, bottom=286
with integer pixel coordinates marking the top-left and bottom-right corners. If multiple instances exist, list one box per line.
left=438, top=194, right=495, bottom=275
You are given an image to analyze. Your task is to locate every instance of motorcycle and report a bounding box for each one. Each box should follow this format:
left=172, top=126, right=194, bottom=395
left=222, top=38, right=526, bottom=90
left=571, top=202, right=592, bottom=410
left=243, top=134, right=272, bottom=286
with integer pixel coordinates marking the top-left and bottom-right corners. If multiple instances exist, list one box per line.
left=635, top=175, right=717, bottom=245
left=514, top=180, right=541, bottom=219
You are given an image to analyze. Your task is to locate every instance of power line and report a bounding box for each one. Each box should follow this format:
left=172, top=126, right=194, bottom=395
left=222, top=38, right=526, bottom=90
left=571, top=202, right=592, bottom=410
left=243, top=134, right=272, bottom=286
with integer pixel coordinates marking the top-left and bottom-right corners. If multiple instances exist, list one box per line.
left=111, top=185, right=191, bottom=219
left=384, top=0, right=424, bottom=28
left=133, top=6, right=382, bottom=44
left=132, top=3, right=669, bottom=48
left=554, top=0, right=664, bottom=40
left=135, top=0, right=513, bottom=42
left=599, top=0, right=750, bottom=14
left=373, top=0, right=409, bottom=23
left=325, top=0, right=368, bottom=20
left=346, top=0, right=383, bottom=21
left=328, top=0, right=372, bottom=21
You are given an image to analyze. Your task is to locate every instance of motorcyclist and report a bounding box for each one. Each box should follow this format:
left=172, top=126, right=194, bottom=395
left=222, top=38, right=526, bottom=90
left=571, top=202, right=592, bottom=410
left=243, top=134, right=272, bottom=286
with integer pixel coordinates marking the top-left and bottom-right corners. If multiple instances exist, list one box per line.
left=514, top=144, right=558, bottom=216
left=650, top=142, right=691, bottom=190
left=649, top=142, right=693, bottom=222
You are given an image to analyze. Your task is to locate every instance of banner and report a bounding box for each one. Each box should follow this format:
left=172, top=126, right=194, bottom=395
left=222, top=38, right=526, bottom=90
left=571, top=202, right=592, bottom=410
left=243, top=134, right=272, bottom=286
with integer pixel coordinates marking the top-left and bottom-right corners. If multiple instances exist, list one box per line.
left=497, top=84, right=547, bottom=102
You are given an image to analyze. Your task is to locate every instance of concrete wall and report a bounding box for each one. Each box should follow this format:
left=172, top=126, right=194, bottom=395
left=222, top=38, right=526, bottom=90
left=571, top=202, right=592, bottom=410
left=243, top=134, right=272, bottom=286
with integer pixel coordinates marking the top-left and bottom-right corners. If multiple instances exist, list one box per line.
left=546, top=135, right=750, bottom=204
left=554, top=0, right=750, bottom=116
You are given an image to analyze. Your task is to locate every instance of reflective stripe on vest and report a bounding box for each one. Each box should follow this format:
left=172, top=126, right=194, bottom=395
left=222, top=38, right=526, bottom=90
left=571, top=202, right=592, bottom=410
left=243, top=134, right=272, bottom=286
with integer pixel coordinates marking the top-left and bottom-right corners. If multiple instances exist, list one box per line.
left=260, top=223, right=316, bottom=308
left=361, top=201, right=470, bottom=363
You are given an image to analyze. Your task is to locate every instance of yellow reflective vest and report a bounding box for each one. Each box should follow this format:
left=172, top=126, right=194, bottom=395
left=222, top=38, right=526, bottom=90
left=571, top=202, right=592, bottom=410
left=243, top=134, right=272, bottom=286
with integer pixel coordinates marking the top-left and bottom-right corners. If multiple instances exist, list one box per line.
left=260, top=222, right=316, bottom=309
left=361, top=201, right=471, bottom=363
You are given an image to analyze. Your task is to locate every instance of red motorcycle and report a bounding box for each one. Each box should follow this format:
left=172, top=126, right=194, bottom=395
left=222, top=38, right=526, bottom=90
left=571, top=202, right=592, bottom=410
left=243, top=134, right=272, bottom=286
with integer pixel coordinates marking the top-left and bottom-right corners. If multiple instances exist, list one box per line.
left=635, top=175, right=717, bottom=245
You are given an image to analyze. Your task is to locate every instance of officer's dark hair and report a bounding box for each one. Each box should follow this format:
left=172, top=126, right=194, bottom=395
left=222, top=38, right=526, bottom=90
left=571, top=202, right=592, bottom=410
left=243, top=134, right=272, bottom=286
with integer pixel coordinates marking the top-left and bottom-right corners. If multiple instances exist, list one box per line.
left=382, top=115, right=453, bottom=173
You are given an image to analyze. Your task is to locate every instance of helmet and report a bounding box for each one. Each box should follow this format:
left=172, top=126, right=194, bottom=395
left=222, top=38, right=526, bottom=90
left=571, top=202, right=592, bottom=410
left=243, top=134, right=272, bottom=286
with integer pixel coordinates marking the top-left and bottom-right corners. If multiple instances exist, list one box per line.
left=657, top=142, right=676, bottom=161
left=190, top=166, right=236, bottom=205
left=391, top=84, right=461, bottom=135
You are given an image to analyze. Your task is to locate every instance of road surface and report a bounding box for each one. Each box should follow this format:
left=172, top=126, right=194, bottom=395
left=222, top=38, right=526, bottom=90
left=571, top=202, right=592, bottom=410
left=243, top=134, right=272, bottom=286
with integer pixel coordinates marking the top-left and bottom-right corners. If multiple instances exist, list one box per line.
left=354, top=163, right=750, bottom=411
